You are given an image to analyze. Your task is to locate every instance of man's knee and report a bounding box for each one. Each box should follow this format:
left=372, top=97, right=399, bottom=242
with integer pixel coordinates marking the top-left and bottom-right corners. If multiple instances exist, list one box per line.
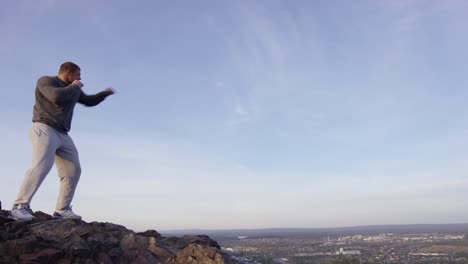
left=62, top=163, right=81, bottom=182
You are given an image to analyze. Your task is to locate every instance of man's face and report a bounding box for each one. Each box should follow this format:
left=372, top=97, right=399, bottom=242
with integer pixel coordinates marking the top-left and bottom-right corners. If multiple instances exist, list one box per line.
left=66, top=70, right=81, bottom=84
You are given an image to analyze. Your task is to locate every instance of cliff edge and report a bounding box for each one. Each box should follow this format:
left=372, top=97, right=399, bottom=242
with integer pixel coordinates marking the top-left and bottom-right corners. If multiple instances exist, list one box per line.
left=0, top=209, right=240, bottom=264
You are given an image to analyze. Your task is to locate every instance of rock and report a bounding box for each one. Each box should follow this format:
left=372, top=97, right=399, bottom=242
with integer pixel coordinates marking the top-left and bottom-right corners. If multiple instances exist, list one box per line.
left=0, top=214, right=13, bottom=225
left=123, top=247, right=162, bottom=264
left=3, top=235, right=38, bottom=255
left=62, top=235, right=92, bottom=257
left=18, top=248, right=63, bottom=263
left=89, top=221, right=128, bottom=232
left=120, top=232, right=164, bottom=263
left=4, top=220, right=31, bottom=239
left=87, top=231, right=120, bottom=251
left=160, top=234, right=221, bottom=252
left=138, top=229, right=162, bottom=239
left=97, top=252, right=114, bottom=264
left=0, top=210, right=240, bottom=264
left=179, top=235, right=221, bottom=249
left=34, top=211, right=54, bottom=222
left=30, top=219, right=89, bottom=241
left=172, top=243, right=230, bottom=264
left=148, top=238, right=174, bottom=262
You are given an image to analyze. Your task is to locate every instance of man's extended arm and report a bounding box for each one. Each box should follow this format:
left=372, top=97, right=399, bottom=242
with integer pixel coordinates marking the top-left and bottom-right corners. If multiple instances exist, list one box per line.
left=37, top=76, right=81, bottom=104
left=78, top=88, right=114, bottom=106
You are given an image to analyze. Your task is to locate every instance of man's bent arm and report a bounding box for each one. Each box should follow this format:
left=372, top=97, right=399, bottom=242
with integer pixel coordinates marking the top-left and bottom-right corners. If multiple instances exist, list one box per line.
left=37, top=77, right=81, bottom=104
left=78, top=90, right=113, bottom=106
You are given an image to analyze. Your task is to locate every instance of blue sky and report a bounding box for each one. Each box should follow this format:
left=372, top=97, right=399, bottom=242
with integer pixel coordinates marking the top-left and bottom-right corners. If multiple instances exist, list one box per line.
left=1, top=0, right=468, bottom=231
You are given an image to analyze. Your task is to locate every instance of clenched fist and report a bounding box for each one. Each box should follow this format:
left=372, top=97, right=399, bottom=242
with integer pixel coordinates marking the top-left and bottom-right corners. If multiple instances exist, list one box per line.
left=103, top=87, right=115, bottom=95
left=71, top=80, right=84, bottom=88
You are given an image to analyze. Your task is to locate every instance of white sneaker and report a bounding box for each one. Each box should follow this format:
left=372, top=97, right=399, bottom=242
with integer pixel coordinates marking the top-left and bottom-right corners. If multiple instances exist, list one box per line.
left=53, top=207, right=82, bottom=220
left=10, top=204, right=36, bottom=221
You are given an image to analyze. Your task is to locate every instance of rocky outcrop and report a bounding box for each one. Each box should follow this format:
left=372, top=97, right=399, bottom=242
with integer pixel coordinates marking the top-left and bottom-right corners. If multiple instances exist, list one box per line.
left=0, top=210, right=240, bottom=264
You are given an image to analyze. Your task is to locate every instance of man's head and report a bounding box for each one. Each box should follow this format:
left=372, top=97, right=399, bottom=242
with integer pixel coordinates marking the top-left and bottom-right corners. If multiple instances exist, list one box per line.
left=58, top=62, right=81, bottom=84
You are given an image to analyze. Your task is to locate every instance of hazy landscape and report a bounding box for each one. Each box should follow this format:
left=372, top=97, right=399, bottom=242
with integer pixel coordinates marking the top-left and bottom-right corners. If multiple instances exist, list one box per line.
left=163, top=224, right=468, bottom=263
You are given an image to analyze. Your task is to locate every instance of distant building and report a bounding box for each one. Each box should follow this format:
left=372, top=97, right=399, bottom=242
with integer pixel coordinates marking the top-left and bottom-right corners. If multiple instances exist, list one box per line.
left=343, top=250, right=361, bottom=255
left=273, top=257, right=289, bottom=263
left=409, top=253, right=449, bottom=256
left=337, top=248, right=361, bottom=255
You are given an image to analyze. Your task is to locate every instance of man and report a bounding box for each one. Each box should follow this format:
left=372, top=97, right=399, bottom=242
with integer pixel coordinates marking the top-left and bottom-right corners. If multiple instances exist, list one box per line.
left=10, top=62, right=115, bottom=221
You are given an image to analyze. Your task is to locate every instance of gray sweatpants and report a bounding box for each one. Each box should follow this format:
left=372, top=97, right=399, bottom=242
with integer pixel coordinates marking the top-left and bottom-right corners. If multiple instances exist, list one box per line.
left=14, top=122, right=81, bottom=211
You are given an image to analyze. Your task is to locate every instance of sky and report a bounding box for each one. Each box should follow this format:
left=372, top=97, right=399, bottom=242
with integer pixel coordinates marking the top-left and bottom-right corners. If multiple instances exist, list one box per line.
left=1, top=0, right=468, bottom=231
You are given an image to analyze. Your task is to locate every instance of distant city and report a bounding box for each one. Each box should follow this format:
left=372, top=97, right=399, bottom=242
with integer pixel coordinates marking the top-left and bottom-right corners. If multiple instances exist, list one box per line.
left=162, top=224, right=468, bottom=264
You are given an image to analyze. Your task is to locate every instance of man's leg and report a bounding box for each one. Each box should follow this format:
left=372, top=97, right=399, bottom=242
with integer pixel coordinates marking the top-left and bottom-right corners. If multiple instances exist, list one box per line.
left=54, top=134, right=81, bottom=212
left=14, top=123, right=58, bottom=207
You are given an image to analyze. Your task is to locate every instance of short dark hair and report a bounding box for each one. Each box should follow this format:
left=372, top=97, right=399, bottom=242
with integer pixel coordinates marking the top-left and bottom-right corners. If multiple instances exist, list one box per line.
left=59, top=62, right=80, bottom=74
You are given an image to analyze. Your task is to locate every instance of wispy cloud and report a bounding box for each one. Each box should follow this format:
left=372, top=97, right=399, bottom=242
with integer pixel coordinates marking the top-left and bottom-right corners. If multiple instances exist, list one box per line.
left=222, top=1, right=308, bottom=118
left=227, top=94, right=251, bottom=126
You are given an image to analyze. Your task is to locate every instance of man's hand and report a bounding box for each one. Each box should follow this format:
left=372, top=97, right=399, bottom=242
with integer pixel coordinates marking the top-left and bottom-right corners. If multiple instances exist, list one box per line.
left=71, top=80, right=84, bottom=88
left=104, top=87, right=115, bottom=95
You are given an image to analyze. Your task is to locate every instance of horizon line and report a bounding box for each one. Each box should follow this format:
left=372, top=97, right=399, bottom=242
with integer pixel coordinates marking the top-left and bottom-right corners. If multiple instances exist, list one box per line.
left=159, top=222, right=468, bottom=232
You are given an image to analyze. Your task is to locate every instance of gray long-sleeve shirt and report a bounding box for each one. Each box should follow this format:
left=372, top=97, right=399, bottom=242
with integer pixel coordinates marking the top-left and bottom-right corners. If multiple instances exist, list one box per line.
left=32, top=76, right=111, bottom=133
